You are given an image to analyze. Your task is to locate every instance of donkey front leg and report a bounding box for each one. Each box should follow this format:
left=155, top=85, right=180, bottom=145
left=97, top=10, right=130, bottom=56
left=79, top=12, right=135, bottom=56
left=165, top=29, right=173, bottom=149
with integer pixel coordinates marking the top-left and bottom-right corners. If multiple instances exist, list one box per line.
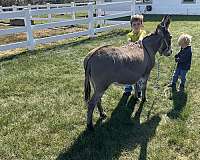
left=142, top=86, right=147, bottom=102
left=87, top=92, right=103, bottom=130
left=97, top=99, right=107, bottom=120
left=141, top=79, right=148, bottom=102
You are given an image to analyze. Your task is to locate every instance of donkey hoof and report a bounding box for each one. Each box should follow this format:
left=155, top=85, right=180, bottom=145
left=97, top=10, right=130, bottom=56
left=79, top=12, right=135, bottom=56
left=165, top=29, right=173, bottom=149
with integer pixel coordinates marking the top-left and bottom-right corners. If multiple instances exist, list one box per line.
left=87, top=124, right=94, bottom=131
left=100, top=113, right=107, bottom=120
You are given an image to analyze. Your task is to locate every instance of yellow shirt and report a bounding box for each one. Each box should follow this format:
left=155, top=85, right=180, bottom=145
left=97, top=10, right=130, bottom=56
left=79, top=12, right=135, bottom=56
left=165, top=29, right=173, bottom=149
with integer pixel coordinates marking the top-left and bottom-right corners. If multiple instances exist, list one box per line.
left=127, top=30, right=146, bottom=42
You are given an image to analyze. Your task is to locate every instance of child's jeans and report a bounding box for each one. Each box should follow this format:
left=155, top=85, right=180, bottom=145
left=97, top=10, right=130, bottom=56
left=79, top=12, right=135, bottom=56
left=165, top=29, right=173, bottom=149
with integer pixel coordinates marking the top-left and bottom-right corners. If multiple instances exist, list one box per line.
left=172, top=67, right=188, bottom=86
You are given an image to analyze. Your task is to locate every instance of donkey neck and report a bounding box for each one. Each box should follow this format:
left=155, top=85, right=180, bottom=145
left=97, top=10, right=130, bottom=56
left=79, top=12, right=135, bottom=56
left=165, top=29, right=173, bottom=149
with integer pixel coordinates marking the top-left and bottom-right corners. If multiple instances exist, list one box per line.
left=143, top=33, right=163, bottom=55
left=142, top=34, right=163, bottom=69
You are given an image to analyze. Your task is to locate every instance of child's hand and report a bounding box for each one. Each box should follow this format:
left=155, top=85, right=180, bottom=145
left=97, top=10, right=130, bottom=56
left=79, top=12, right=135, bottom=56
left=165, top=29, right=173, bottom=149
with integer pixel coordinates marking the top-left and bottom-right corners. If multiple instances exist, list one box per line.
left=127, top=42, right=135, bottom=47
left=136, top=40, right=143, bottom=48
left=174, top=54, right=179, bottom=58
left=175, top=58, right=179, bottom=62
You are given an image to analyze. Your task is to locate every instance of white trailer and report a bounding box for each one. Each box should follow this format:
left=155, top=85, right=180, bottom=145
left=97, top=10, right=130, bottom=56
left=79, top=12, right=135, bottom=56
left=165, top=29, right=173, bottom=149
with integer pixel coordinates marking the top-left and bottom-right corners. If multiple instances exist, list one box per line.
left=106, top=0, right=200, bottom=15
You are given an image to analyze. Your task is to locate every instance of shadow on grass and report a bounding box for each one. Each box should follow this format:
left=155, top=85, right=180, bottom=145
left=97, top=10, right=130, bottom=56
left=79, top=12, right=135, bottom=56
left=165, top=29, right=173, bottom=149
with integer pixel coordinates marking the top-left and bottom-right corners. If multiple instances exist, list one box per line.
left=57, top=94, right=161, bottom=160
left=167, top=90, right=188, bottom=119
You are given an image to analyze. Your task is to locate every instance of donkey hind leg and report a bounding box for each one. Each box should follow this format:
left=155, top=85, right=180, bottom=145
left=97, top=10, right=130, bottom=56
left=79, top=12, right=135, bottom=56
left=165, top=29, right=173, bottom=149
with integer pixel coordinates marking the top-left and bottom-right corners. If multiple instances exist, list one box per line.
left=141, top=79, right=148, bottom=102
left=97, top=99, right=107, bottom=120
left=87, top=91, right=104, bottom=130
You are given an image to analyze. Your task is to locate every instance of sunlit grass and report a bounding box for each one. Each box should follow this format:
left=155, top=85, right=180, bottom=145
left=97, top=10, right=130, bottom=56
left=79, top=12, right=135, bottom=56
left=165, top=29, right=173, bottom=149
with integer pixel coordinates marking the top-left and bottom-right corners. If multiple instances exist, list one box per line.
left=0, top=17, right=199, bottom=159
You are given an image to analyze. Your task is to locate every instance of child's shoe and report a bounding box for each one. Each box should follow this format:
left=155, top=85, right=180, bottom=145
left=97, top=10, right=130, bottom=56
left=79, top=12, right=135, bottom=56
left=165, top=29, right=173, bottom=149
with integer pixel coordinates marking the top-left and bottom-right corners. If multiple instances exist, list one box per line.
left=168, top=83, right=176, bottom=91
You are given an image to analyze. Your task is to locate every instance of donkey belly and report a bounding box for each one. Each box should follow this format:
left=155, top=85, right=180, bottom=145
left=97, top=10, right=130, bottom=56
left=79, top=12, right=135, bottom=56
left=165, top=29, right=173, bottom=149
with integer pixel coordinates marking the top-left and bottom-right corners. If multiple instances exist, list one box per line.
left=114, top=67, right=145, bottom=84
left=90, top=57, right=146, bottom=86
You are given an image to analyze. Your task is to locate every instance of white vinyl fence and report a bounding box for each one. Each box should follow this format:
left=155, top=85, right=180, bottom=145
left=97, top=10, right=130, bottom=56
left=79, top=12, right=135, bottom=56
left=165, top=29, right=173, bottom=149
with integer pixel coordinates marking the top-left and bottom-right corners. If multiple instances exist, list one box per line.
left=0, top=3, right=87, bottom=24
left=0, top=1, right=135, bottom=52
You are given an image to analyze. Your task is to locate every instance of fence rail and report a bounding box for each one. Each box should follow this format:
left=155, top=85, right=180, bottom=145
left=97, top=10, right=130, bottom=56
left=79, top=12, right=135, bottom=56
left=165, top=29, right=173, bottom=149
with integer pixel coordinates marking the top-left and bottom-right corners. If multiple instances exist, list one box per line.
left=0, top=0, right=135, bottom=52
left=0, top=2, right=88, bottom=21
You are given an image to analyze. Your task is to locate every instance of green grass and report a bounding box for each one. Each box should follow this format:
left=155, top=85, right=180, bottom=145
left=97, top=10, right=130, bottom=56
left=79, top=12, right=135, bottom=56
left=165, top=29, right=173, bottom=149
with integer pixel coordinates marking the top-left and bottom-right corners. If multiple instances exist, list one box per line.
left=0, top=17, right=200, bottom=160
left=32, top=12, right=88, bottom=24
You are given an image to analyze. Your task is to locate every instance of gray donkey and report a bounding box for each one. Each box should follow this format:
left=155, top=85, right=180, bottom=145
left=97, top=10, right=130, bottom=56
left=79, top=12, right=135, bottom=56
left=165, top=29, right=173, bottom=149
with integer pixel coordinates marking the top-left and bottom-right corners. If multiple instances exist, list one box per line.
left=84, top=16, right=172, bottom=130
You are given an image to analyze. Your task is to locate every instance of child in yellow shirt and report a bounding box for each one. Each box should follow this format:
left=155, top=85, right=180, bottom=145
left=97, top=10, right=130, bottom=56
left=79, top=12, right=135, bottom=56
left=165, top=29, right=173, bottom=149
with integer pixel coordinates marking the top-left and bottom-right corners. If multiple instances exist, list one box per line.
left=124, top=14, right=146, bottom=97
left=127, top=15, right=146, bottom=47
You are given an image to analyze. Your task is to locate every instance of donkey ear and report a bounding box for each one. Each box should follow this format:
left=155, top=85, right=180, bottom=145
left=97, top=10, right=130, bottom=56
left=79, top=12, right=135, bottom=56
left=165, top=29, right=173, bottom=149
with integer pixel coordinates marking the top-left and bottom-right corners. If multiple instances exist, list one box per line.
left=161, top=15, right=171, bottom=29
left=156, top=24, right=164, bottom=36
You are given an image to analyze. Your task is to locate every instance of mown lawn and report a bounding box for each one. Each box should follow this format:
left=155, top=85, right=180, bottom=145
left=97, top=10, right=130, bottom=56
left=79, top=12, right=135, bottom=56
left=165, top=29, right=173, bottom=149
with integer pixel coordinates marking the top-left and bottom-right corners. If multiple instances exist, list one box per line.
left=0, top=17, right=200, bottom=160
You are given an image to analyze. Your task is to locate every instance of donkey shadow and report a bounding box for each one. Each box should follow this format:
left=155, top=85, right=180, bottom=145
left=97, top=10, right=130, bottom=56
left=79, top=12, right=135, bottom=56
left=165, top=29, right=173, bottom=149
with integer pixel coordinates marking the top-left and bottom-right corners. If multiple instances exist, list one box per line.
left=167, top=89, right=188, bottom=119
left=57, top=95, right=161, bottom=160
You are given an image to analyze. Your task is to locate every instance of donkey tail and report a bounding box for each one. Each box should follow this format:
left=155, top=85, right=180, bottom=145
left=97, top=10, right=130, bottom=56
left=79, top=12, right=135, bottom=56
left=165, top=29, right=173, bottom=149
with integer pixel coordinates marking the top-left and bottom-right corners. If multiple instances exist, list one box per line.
left=84, top=45, right=111, bottom=103
left=84, top=57, right=91, bottom=103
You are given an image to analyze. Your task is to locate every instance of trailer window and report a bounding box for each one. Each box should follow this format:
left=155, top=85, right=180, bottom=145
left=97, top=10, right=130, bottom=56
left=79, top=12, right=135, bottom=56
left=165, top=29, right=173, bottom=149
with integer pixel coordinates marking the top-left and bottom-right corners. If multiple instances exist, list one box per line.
left=183, top=0, right=196, bottom=3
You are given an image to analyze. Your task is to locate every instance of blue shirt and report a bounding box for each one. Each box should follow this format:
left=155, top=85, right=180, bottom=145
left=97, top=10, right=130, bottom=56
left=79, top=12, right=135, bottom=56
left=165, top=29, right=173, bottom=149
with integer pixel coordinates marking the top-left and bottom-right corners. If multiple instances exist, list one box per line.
left=175, top=46, right=192, bottom=70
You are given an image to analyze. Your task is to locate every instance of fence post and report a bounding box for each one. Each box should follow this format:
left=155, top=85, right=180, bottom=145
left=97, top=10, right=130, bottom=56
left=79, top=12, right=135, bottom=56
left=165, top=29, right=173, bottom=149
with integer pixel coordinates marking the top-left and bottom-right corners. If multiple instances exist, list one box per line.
left=96, top=0, right=103, bottom=27
left=28, top=4, right=32, bottom=18
left=24, top=9, right=35, bottom=50
left=47, top=3, right=52, bottom=22
left=88, top=3, right=95, bottom=38
left=12, top=5, right=17, bottom=11
left=131, top=0, right=136, bottom=16
left=0, top=6, right=2, bottom=12
left=71, top=2, right=75, bottom=20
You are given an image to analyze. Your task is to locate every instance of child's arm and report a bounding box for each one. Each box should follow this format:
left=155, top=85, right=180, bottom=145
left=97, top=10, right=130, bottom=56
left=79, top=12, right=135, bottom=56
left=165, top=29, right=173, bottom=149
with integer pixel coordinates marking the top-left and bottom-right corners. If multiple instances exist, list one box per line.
left=127, top=32, right=133, bottom=42
left=176, top=50, right=192, bottom=63
left=138, top=31, right=146, bottom=41
left=174, top=49, right=183, bottom=62
left=137, top=30, right=146, bottom=48
left=175, top=48, right=183, bottom=58
left=174, top=54, right=179, bottom=62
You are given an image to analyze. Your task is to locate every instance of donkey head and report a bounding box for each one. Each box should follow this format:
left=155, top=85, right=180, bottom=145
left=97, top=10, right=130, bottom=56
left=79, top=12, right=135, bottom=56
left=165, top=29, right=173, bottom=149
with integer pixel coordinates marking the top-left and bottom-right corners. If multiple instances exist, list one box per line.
left=156, top=15, right=172, bottom=56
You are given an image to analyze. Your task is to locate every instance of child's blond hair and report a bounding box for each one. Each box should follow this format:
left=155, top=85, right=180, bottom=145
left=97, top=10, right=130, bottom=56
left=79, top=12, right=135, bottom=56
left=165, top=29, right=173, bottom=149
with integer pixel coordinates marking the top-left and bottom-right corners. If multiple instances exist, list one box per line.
left=178, top=34, right=192, bottom=47
left=130, top=14, right=144, bottom=25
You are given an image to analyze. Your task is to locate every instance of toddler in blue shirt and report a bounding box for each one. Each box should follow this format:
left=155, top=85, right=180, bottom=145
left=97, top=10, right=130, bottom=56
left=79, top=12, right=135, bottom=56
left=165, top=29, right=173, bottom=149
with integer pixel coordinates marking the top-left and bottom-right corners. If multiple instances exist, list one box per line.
left=168, top=34, right=192, bottom=91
